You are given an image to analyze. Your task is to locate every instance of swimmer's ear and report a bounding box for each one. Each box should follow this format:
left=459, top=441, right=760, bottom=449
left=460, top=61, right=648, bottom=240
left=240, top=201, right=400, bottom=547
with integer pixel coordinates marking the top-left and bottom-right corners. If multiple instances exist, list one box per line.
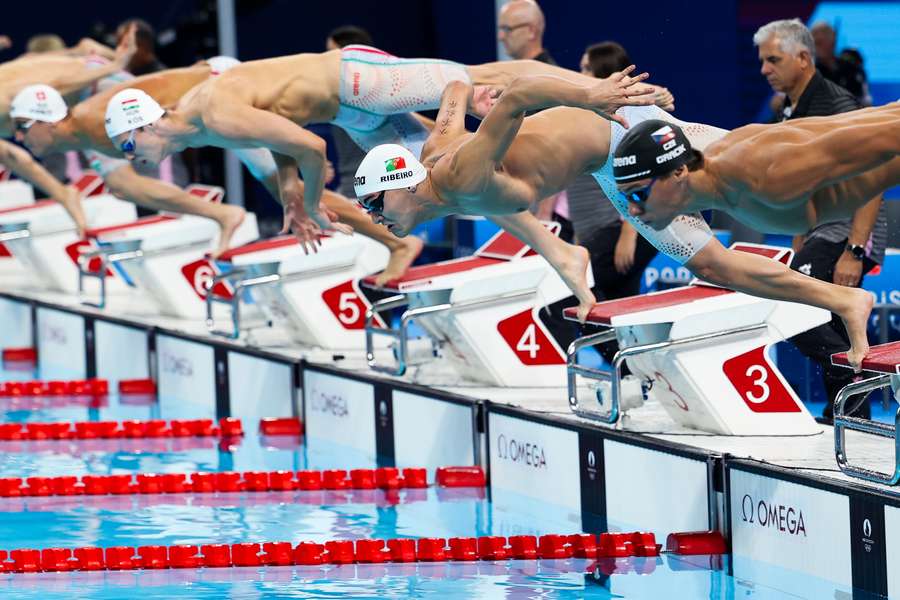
left=407, top=185, right=418, bottom=193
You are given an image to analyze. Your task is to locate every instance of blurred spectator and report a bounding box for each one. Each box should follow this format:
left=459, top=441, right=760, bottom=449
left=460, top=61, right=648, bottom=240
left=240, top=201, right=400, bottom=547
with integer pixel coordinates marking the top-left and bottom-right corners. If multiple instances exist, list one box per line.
left=497, top=0, right=554, bottom=64
left=325, top=25, right=373, bottom=198
left=755, top=18, right=886, bottom=421
left=116, top=18, right=165, bottom=76
left=26, top=34, right=65, bottom=54
left=326, top=25, right=372, bottom=51
left=0, top=35, right=11, bottom=51
left=811, top=21, right=871, bottom=106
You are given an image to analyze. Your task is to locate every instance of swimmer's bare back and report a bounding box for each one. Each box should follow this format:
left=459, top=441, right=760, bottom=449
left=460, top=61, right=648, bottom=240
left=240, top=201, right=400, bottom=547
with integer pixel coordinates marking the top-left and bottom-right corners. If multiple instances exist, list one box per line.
left=699, top=102, right=900, bottom=233
left=429, top=105, right=613, bottom=215
left=199, top=52, right=344, bottom=127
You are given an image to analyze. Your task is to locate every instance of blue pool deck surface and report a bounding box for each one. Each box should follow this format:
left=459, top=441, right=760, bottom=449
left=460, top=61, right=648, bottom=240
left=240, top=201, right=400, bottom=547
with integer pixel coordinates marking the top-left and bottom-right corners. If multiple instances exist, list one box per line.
left=0, top=364, right=880, bottom=599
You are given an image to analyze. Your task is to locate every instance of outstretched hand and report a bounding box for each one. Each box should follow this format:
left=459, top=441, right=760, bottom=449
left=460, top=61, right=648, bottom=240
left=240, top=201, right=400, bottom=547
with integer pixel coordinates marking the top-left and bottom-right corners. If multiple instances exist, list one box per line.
left=469, top=85, right=502, bottom=119
left=281, top=198, right=353, bottom=255
left=586, top=66, right=656, bottom=128
left=114, top=24, right=137, bottom=68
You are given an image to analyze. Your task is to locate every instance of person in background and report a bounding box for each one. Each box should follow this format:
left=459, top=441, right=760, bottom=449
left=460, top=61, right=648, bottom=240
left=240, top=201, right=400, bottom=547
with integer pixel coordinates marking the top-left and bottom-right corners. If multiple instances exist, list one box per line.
left=325, top=25, right=375, bottom=199
left=497, top=0, right=554, bottom=64
left=811, top=21, right=871, bottom=106
left=115, top=18, right=165, bottom=76
left=26, top=34, right=65, bottom=54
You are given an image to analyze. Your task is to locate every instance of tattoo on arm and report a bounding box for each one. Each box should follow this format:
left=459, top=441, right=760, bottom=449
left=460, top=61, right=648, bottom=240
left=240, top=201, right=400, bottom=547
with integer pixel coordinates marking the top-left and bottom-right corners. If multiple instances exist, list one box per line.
left=439, top=99, right=457, bottom=135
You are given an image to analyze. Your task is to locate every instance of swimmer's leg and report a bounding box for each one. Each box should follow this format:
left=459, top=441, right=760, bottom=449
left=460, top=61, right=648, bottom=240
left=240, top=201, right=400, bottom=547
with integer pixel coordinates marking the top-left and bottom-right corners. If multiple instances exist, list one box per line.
left=687, top=237, right=872, bottom=371
left=104, top=164, right=245, bottom=258
left=490, top=212, right=596, bottom=322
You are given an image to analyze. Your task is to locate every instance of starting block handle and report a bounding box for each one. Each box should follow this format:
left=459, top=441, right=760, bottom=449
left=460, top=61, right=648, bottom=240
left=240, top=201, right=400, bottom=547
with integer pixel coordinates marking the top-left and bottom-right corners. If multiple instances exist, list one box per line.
left=77, top=251, right=111, bottom=309
left=833, top=374, right=900, bottom=485
left=205, top=268, right=251, bottom=339
left=567, top=321, right=768, bottom=424
left=365, top=295, right=412, bottom=376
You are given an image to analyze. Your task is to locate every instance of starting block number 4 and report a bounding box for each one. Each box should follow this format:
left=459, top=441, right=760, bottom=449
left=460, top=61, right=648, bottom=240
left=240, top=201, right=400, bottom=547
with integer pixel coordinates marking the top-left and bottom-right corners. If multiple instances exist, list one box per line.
left=497, top=309, right=565, bottom=366
left=722, top=346, right=800, bottom=413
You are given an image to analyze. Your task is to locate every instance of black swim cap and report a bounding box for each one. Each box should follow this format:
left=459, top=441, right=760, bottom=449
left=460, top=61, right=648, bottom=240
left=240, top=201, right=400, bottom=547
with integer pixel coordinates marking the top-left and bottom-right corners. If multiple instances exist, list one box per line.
left=613, top=119, right=694, bottom=183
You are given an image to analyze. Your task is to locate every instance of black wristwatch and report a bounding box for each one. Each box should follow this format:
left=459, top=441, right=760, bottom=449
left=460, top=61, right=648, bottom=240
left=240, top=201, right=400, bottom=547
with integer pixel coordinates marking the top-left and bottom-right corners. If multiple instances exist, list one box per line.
left=845, top=243, right=865, bottom=261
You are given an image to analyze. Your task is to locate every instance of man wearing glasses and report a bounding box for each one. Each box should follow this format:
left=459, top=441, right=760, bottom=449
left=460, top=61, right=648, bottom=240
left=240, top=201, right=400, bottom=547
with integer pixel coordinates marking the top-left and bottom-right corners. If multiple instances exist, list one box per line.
left=352, top=72, right=873, bottom=369
left=498, top=1, right=554, bottom=65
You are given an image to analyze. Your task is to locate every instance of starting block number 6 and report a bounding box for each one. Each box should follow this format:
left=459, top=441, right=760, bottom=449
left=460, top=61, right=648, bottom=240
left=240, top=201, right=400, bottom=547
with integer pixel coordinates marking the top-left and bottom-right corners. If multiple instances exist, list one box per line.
left=722, top=346, right=800, bottom=413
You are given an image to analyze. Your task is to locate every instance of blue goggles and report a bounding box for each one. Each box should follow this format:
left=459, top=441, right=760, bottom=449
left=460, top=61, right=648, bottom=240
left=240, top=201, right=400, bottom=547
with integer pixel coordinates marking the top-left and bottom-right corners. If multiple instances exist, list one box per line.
left=119, top=128, right=137, bottom=154
left=626, top=177, right=657, bottom=204
left=360, top=190, right=385, bottom=215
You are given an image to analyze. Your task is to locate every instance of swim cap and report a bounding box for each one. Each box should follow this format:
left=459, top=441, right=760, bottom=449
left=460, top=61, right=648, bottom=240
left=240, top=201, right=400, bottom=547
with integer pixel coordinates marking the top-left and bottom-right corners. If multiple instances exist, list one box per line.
left=104, top=88, right=165, bottom=139
left=10, top=84, right=67, bottom=123
left=354, top=144, right=427, bottom=198
left=613, top=119, right=694, bottom=183
left=207, top=55, right=240, bottom=75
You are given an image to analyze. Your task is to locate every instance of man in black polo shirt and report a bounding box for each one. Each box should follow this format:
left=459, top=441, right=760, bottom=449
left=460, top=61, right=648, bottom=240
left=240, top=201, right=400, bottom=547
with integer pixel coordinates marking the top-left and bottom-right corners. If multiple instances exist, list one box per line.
left=754, top=19, right=887, bottom=421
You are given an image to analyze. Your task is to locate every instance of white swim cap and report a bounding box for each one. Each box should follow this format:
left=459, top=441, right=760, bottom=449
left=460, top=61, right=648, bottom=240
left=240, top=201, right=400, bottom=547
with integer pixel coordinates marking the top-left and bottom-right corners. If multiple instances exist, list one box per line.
left=10, top=84, right=67, bottom=123
left=104, top=88, right=165, bottom=139
left=354, top=144, right=427, bottom=198
left=207, top=55, right=241, bottom=75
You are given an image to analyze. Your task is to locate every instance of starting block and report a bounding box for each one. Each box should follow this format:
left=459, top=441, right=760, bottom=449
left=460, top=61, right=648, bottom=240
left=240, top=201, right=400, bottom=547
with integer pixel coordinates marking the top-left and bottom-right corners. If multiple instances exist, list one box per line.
left=0, top=165, right=35, bottom=209
left=362, top=227, right=580, bottom=387
left=206, top=231, right=389, bottom=347
left=0, top=172, right=136, bottom=292
left=73, top=185, right=259, bottom=317
left=565, top=243, right=827, bottom=435
left=831, top=342, right=900, bottom=485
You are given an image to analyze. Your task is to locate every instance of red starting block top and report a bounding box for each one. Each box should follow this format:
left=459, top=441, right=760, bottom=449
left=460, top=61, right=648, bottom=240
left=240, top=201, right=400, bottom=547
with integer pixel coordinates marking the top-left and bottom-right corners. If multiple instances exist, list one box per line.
left=832, top=341, right=900, bottom=374
left=217, top=235, right=298, bottom=261
left=564, top=285, right=734, bottom=325
left=363, top=256, right=503, bottom=292
left=85, top=215, right=177, bottom=239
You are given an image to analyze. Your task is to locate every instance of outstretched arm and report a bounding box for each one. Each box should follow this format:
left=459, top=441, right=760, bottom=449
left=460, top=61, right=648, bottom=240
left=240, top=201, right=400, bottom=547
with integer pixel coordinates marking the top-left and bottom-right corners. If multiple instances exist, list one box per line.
left=44, top=26, right=136, bottom=95
left=0, top=141, right=84, bottom=235
left=204, top=99, right=351, bottom=250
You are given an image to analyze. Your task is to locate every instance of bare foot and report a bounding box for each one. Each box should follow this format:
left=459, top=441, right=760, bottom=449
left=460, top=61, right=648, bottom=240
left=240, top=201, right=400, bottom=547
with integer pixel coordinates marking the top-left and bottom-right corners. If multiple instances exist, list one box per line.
left=211, top=205, right=246, bottom=259
left=374, top=236, right=424, bottom=286
left=839, top=288, right=873, bottom=372
left=555, top=244, right=596, bottom=322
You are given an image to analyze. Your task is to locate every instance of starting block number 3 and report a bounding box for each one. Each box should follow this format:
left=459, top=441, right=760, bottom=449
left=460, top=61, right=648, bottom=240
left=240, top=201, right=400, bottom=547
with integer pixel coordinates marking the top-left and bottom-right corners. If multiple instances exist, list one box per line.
left=722, top=346, right=800, bottom=413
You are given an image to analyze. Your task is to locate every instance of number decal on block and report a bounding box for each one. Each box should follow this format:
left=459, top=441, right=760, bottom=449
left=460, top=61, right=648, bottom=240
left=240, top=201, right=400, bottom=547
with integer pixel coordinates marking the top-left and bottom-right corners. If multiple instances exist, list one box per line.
left=322, top=280, right=381, bottom=330
left=180, top=259, right=232, bottom=300
left=722, top=346, right=800, bottom=413
left=64, top=240, right=113, bottom=276
left=497, top=309, right=565, bottom=365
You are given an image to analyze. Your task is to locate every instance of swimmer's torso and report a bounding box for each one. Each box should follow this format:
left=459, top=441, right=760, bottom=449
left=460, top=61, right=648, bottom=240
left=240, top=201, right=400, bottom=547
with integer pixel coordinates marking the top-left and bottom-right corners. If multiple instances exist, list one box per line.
left=196, top=51, right=343, bottom=127
left=703, top=106, right=900, bottom=233
left=431, top=106, right=611, bottom=215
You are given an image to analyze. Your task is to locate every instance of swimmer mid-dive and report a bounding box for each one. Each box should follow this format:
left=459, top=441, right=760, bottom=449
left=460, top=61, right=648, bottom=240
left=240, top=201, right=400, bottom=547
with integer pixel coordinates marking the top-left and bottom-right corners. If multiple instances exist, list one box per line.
left=12, top=60, right=419, bottom=274
left=101, top=45, right=653, bottom=251
left=354, top=72, right=873, bottom=370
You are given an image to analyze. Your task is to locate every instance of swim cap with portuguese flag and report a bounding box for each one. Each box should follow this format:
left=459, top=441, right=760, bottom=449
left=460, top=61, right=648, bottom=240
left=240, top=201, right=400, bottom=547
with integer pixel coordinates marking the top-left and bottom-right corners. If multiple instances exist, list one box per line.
left=354, top=144, right=427, bottom=198
left=613, top=119, right=694, bottom=183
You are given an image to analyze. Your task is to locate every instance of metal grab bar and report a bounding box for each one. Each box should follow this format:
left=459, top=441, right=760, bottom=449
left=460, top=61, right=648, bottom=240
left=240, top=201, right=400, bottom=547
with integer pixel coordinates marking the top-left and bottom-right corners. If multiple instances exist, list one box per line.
left=77, top=239, right=210, bottom=309
left=365, top=288, right=537, bottom=376
left=567, top=322, right=768, bottom=424
left=833, top=374, right=900, bottom=484
left=205, top=262, right=349, bottom=339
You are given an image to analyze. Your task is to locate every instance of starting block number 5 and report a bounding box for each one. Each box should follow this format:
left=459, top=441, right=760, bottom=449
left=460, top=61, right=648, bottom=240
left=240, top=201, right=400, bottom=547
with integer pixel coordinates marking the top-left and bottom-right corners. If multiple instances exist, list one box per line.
left=722, top=346, right=800, bottom=413
left=322, top=280, right=380, bottom=330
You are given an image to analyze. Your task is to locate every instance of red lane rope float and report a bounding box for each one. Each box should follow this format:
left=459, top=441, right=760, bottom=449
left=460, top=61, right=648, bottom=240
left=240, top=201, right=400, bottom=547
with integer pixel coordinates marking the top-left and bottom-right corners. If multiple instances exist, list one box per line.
left=259, top=417, right=302, bottom=436
left=0, top=467, right=438, bottom=498
left=1, top=348, right=36, bottom=363
left=1, top=532, right=666, bottom=573
left=117, top=378, right=157, bottom=395
left=0, top=378, right=109, bottom=398
left=0, top=417, right=243, bottom=441
left=435, top=466, right=486, bottom=487
left=665, top=531, right=726, bottom=555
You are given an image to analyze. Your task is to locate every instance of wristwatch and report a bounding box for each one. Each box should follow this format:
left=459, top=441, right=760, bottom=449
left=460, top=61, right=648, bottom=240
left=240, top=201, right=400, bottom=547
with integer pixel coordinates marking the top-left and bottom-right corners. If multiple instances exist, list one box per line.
left=845, top=243, right=865, bottom=261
